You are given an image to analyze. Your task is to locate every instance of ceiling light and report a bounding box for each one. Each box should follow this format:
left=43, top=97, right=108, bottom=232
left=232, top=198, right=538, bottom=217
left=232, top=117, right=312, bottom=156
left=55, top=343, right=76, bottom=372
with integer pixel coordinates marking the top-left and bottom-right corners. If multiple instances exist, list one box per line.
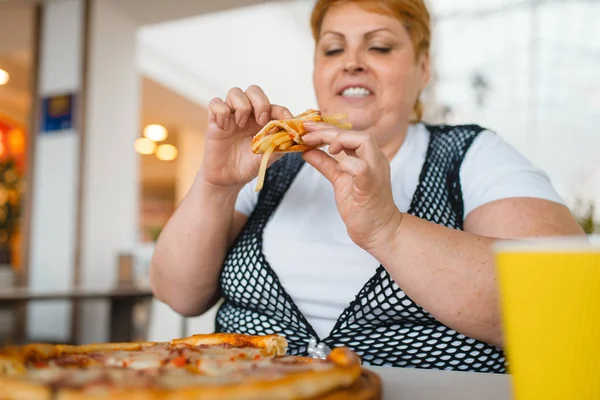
left=134, top=137, right=156, bottom=155
left=0, top=69, right=9, bottom=85
left=155, top=144, right=178, bottom=161
left=143, top=124, right=168, bottom=142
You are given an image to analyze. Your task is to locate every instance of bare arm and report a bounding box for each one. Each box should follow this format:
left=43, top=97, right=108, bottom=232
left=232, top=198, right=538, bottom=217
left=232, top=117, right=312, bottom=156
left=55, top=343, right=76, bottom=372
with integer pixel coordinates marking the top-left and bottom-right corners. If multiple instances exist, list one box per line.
left=150, top=86, right=290, bottom=317
left=149, top=174, right=248, bottom=317
left=375, top=198, right=584, bottom=347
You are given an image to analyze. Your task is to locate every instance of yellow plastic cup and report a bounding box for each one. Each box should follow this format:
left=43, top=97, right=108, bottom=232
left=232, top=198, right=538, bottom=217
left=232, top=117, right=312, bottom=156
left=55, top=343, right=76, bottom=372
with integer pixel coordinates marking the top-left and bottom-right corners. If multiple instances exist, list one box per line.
left=495, top=238, right=600, bottom=400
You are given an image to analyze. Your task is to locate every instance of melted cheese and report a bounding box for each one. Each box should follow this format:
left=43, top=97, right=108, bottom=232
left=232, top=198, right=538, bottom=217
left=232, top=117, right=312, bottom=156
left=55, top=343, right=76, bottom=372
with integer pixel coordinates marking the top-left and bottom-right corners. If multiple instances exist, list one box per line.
left=158, top=370, right=240, bottom=389
left=183, top=347, right=269, bottom=375
left=97, top=344, right=171, bottom=370
left=26, top=368, right=66, bottom=383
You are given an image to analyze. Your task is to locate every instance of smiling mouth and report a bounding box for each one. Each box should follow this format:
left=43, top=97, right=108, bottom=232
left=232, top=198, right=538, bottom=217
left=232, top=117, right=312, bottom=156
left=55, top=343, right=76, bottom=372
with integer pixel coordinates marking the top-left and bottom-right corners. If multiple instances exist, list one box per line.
left=339, top=87, right=373, bottom=97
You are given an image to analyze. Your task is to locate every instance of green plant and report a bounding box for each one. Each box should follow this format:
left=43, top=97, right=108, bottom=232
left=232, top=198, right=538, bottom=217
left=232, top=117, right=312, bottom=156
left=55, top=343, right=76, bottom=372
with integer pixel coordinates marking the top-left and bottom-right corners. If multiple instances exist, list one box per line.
left=573, top=200, right=599, bottom=234
left=0, top=157, right=23, bottom=264
left=146, top=226, right=163, bottom=242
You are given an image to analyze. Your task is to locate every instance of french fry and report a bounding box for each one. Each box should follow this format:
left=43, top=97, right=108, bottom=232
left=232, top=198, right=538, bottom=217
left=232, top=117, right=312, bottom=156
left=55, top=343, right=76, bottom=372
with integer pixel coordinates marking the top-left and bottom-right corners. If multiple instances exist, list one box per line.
left=256, top=144, right=276, bottom=192
left=278, top=141, right=293, bottom=151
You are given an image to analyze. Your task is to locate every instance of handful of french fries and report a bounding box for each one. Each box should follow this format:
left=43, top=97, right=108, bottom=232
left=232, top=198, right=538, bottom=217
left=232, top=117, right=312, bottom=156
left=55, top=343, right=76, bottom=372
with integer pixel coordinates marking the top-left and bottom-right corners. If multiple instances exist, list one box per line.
left=251, top=109, right=352, bottom=191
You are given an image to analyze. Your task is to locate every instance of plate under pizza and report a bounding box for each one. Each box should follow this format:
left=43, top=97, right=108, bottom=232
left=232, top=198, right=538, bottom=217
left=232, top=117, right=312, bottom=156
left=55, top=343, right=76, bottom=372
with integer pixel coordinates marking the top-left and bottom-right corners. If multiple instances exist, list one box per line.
left=0, top=333, right=381, bottom=399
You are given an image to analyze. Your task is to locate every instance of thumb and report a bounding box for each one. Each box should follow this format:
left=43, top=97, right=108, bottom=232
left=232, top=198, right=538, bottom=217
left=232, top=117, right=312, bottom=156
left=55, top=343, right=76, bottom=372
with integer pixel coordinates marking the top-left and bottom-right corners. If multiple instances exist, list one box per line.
left=302, top=149, right=338, bottom=183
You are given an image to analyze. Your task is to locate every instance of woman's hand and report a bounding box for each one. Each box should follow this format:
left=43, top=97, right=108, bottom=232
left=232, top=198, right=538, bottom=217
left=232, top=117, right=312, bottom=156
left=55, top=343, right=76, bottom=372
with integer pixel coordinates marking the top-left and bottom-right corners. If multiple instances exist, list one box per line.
left=301, top=122, right=403, bottom=256
left=199, top=85, right=293, bottom=192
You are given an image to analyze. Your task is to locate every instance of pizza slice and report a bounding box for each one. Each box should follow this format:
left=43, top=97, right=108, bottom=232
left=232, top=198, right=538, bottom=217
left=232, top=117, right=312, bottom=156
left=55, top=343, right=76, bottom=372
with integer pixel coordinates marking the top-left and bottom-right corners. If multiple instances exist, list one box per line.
left=251, top=109, right=352, bottom=191
left=0, top=333, right=372, bottom=400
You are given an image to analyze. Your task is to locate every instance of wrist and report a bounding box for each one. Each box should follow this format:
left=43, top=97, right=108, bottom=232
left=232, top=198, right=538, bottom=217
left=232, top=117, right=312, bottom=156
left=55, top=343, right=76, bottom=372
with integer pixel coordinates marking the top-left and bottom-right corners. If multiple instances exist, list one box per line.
left=193, top=168, right=242, bottom=203
left=363, top=209, right=405, bottom=263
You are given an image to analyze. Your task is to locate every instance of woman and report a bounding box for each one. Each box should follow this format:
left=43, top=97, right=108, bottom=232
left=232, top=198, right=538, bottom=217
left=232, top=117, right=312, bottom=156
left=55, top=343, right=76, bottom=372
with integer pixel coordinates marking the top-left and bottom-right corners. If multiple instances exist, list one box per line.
left=149, top=0, right=583, bottom=372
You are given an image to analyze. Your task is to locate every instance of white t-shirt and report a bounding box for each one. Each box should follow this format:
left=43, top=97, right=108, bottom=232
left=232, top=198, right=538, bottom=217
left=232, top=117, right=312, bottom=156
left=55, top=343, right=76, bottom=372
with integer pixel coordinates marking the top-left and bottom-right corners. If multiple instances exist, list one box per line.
left=234, top=123, right=565, bottom=338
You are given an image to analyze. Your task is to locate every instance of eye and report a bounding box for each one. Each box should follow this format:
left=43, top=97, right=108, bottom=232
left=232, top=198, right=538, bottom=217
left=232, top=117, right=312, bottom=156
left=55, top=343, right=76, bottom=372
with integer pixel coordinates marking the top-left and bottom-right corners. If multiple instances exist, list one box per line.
left=370, top=46, right=391, bottom=54
left=324, top=48, right=343, bottom=56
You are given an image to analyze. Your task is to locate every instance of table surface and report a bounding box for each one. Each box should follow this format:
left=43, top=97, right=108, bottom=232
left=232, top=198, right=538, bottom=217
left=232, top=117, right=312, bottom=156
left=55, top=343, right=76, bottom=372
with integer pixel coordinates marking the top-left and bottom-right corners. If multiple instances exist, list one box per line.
left=366, top=366, right=511, bottom=400
left=0, top=285, right=153, bottom=302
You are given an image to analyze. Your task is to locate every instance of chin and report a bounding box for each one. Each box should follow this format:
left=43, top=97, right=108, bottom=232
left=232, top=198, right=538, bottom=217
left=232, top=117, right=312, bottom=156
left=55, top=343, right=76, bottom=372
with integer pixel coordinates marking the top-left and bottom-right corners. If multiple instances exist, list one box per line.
left=319, top=104, right=374, bottom=131
left=344, top=113, right=374, bottom=132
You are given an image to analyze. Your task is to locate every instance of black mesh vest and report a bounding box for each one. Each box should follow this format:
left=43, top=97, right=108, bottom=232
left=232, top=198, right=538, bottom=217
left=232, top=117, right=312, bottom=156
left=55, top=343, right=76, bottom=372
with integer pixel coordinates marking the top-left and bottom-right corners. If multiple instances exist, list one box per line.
left=216, top=124, right=506, bottom=373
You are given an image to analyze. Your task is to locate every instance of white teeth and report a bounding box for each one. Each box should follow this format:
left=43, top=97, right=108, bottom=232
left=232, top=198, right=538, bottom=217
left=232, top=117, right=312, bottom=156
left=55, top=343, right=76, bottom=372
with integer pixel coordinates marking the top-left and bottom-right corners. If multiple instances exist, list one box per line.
left=341, top=87, right=372, bottom=97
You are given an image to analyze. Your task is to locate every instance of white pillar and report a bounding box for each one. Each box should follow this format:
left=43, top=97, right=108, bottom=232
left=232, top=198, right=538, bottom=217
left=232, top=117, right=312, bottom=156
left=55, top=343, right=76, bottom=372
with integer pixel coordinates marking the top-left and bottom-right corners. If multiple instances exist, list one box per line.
left=27, top=0, right=140, bottom=344
left=77, top=0, right=140, bottom=344
left=27, top=0, right=85, bottom=343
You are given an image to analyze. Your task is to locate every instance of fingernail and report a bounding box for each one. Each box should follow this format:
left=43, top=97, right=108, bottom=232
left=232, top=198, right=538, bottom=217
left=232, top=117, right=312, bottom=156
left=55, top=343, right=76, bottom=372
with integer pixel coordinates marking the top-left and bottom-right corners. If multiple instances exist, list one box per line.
left=303, top=122, right=316, bottom=128
left=259, top=112, right=269, bottom=125
left=302, top=132, right=314, bottom=141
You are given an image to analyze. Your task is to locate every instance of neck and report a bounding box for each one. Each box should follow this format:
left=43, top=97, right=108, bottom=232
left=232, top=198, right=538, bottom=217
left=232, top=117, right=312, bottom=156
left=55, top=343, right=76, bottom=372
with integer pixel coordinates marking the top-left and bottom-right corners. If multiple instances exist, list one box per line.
left=372, top=122, right=410, bottom=161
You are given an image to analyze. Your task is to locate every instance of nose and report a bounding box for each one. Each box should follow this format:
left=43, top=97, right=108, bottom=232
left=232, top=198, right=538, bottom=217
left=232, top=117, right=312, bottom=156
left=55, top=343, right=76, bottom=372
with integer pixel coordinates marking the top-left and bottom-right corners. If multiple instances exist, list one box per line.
left=343, top=51, right=366, bottom=73
left=344, top=61, right=365, bottom=73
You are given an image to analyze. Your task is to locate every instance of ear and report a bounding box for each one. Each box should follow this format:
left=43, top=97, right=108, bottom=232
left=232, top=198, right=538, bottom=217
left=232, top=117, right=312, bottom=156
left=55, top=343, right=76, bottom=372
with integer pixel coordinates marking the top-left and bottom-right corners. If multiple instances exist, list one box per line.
left=418, top=51, right=431, bottom=90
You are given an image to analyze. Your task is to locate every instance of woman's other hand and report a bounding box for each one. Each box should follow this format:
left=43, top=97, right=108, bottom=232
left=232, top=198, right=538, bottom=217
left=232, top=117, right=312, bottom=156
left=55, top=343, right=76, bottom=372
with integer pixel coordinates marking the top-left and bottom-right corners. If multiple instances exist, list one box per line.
left=200, top=85, right=294, bottom=191
left=301, top=121, right=402, bottom=257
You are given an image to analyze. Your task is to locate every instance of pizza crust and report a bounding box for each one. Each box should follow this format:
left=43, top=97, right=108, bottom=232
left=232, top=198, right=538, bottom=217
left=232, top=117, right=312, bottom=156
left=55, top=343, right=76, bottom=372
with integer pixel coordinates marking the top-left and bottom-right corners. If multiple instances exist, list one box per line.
left=56, top=342, right=156, bottom=355
left=0, top=377, right=52, bottom=400
left=55, top=388, right=162, bottom=400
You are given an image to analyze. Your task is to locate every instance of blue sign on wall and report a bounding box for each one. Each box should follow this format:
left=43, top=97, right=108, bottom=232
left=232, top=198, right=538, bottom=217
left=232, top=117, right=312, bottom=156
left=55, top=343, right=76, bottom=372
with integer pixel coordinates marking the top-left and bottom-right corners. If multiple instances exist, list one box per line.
left=41, top=93, right=76, bottom=133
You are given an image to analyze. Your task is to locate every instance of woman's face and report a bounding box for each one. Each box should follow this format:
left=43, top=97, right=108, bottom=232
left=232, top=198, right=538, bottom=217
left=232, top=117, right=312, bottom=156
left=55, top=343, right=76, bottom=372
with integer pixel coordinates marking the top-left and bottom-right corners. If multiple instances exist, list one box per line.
left=313, top=3, right=429, bottom=137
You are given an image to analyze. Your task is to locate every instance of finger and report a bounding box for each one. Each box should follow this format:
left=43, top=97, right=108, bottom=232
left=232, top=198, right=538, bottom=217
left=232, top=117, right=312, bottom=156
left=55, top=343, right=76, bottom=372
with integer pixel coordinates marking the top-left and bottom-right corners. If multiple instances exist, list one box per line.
left=245, top=85, right=272, bottom=126
left=270, top=104, right=294, bottom=120
left=329, top=131, right=378, bottom=163
left=208, top=97, right=232, bottom=131
left=302, top=149, right=338, bottom=183
left=306, top=129, right=379, bottom=166
left=225, top=87, right=252, bottom=128
left=337, top=156, right=373, bottom=190
left=303, top=121, right=337, bottom=132
left=301, top=128, right=340, bottom=147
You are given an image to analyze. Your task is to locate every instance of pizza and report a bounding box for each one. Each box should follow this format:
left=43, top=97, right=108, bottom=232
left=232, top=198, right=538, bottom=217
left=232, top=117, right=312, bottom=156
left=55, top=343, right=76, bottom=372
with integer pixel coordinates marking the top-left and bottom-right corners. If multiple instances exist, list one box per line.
left=251, top=109, right=352, bottom=191
left=0, top=333, right=376, bottom=400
